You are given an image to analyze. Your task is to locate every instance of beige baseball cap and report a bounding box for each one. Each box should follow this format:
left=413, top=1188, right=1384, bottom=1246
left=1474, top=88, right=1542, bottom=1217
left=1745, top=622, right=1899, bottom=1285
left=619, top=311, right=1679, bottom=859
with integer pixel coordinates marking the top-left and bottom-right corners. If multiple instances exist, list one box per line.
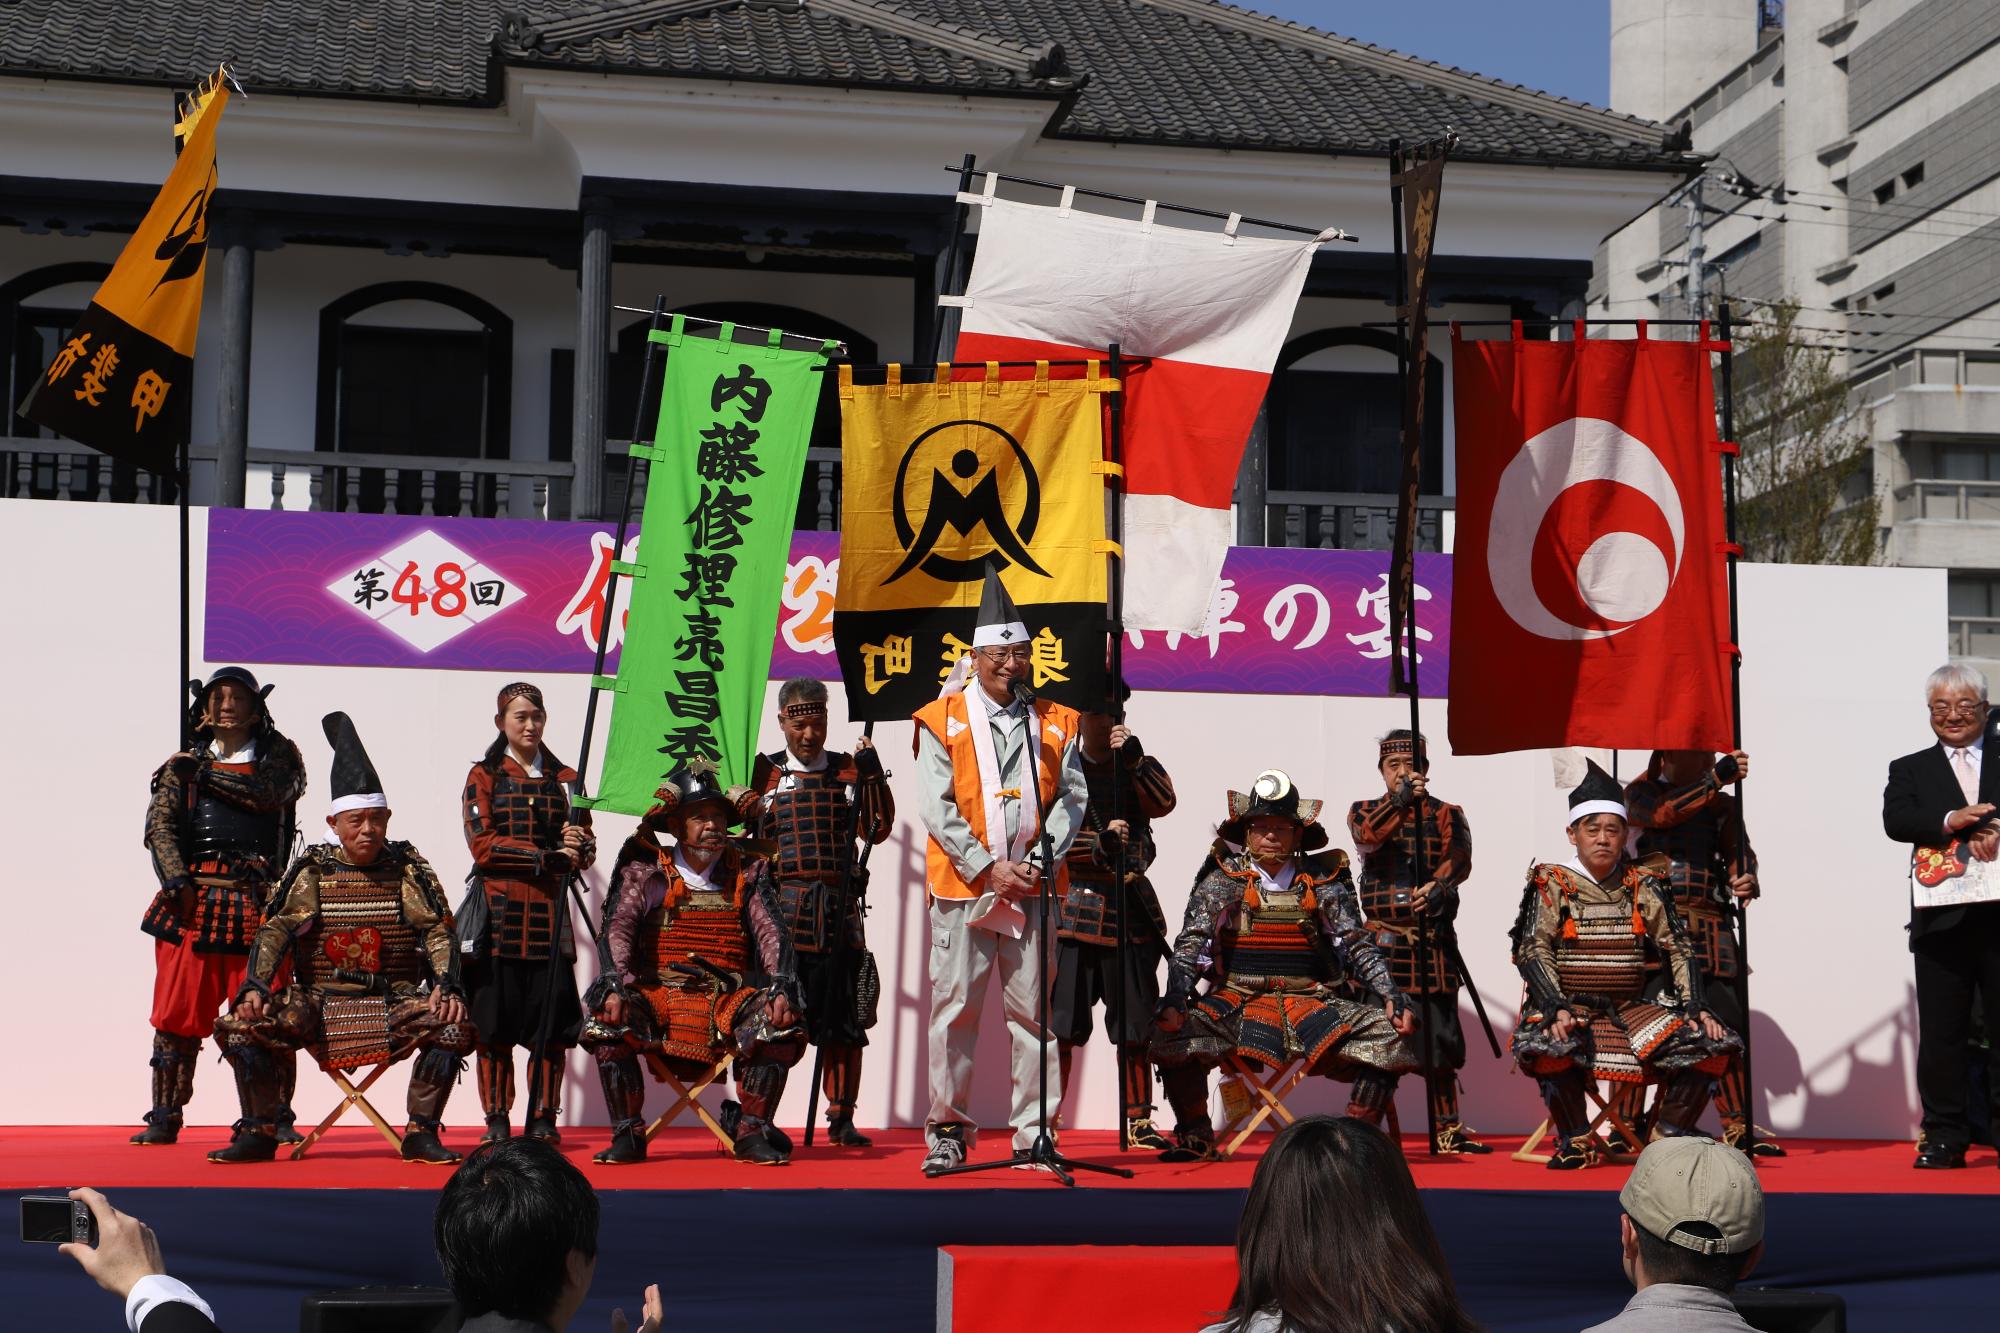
left=1620, top=1135, right=1764, bottom=1255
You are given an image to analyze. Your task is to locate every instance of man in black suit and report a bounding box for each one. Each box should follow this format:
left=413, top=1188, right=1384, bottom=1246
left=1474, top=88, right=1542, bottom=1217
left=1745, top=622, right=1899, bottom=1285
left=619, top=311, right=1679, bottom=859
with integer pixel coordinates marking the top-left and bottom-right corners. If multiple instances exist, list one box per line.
left=59, top=1187, right=219, bottom=1331
left=1882, top=662, right=2000, bottom=1168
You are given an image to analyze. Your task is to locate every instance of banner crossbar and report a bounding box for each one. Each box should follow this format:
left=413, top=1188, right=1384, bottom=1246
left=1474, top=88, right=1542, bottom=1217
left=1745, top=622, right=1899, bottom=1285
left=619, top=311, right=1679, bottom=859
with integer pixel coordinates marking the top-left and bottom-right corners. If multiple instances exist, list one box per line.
left=940, top=165, right=1357, bottom=242
left=609, top=305, right=850, bottom=354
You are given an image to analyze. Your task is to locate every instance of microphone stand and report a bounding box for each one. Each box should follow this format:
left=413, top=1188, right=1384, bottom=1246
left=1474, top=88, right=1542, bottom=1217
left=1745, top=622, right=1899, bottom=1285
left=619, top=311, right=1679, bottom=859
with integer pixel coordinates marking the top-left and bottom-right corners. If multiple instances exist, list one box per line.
left=932, top=680, right=1133, bottom=1186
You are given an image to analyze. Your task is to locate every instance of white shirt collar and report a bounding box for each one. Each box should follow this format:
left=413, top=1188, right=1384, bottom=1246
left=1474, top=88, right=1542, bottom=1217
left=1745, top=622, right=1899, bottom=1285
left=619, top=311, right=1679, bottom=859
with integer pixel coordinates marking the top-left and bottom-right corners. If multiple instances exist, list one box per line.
left=972, top=684, right=1025, bottom=724
left=208, top=735, right=258, bottom=763
left=1253, top=859, right=1296, bottom=894
left=673, top=846, right=718, bottom=891
left=1943, top=737, right=1986, bottom=759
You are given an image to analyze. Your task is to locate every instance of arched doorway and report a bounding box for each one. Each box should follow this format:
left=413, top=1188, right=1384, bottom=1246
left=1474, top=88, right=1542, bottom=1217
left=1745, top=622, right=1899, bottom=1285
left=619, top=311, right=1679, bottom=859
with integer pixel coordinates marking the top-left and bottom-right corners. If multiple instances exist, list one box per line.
left=0, top=262, right=141, bottom=500
left=1261, top=327, right=1444, bottom=548
left=608, top=304, right=877, bottom=531
left=316, top=281, right=512, bottom=515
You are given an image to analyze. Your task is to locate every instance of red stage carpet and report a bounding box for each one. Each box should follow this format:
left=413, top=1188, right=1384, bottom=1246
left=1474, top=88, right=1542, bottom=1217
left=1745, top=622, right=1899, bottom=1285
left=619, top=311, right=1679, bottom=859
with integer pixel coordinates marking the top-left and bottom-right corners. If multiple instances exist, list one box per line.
left=942, top=1245, right=1236, bottom=1333
left=5, top=1125, right=1995, bottom=1194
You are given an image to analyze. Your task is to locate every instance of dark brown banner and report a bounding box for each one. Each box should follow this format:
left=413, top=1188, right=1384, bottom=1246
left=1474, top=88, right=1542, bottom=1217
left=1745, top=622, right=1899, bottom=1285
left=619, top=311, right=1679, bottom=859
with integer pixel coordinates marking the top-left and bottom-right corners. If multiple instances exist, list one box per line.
left=1387, top=134, right=1454, bottom=694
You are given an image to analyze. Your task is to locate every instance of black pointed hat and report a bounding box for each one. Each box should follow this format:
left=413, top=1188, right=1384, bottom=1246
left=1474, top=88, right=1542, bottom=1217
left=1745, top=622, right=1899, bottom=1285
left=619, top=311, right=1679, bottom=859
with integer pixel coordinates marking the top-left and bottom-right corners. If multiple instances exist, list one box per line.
left=1567, top=759, right=1627, bottom=825
left=322, top=711, right=388, bottom=814
left=970, top=568, right=1030, bottom=649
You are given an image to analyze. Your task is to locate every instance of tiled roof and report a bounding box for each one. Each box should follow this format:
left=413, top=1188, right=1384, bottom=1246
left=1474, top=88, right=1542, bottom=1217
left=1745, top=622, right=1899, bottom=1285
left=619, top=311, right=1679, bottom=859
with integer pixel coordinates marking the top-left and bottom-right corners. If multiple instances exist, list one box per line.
left=0, top=0, right=1690, bottom=170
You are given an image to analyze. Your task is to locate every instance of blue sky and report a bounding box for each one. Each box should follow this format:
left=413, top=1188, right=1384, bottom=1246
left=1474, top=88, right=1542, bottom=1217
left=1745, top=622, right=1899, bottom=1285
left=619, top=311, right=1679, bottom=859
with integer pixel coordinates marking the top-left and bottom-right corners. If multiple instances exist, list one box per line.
left=1246, top=1, right=1613, bottom=107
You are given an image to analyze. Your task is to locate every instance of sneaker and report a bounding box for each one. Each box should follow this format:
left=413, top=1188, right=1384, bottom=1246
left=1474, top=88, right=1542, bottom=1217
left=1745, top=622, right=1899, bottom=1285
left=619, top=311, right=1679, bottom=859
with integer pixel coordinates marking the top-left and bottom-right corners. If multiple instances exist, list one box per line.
left=1124, top=1117, right=1173, bottom=1151
left=1545, top=1137, right=1602, bottom=1171
left=1432, top=1122, right=1493, bottom=1156
left=922, top=1131, right=967, bottom=1177
left=826, top=1115, right=873, bottom=1148
left=400, top=1128, right=462, bottom=1166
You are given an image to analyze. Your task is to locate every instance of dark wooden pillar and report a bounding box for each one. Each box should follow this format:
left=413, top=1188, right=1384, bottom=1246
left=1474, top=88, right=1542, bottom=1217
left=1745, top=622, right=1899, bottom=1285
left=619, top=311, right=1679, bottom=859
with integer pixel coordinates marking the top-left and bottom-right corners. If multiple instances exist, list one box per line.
left=214, top=213, right=255, bottom=509
left=570, top=206, right=612, bottom=520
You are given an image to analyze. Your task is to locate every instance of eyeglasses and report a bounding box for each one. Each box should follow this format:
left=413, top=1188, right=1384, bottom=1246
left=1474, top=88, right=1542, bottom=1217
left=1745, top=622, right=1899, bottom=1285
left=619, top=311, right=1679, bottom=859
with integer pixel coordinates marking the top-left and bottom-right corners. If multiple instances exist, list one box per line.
left=1930, top=701, right=1988, bottom=718
left=981, top=647, right=1031, bottom=664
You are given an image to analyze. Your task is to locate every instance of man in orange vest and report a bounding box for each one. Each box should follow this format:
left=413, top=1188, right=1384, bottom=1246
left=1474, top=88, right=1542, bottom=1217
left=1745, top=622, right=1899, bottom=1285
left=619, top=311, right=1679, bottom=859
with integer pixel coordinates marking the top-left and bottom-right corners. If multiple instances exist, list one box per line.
left=911, top=571, right=1089, bottom=1176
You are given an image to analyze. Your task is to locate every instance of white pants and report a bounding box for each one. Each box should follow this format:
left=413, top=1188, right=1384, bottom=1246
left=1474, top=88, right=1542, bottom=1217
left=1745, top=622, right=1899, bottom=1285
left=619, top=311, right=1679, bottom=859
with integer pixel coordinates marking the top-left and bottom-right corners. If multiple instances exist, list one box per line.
left=925, top=895, right=1061, bottom=1151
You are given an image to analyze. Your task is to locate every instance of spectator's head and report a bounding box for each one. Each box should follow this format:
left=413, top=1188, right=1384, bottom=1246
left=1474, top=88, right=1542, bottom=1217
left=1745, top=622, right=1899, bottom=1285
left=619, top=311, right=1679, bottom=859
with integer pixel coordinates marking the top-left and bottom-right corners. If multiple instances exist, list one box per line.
left=435, top=1139, right=600, bottom=1330
left=1926, top=662, right=1990, bottom=747
left=1618, top=1136, right=1765, bottom=1295
left=1223, top=1116, right=1477, bottom=1333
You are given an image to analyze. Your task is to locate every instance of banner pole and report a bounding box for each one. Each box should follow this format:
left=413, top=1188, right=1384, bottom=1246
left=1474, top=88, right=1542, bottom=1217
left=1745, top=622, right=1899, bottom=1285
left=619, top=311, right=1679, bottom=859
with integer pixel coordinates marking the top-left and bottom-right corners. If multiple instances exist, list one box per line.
left=178, top=437, right=192, bottom=748
left=1106, top=342, right=1132, bottom=1148
left=574, top=296, right=669, bottom=796
left=1387, top=139, right=1439, bottom=1157
left=932, top=153, right=978, bottom=362
left=1716, top=299, right=1757, bottom=1159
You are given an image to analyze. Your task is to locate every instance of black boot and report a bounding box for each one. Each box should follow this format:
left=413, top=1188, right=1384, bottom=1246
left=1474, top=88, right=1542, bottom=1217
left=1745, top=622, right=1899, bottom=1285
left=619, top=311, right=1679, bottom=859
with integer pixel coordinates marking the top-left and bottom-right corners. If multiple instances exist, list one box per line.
left=476, top=1046, right=514, bottom=1141
left=826, top=1114, right=873, bottom=1148
left=130, top=1108, right=182, bottom=1147
left=733, top=1133, right=789, bottom=1165
left=132, top=1032, right=199, bottom=1145
left=594, top=1118, right=648, bottom=1165
left=524, top=1051, right=564, bottom=1143
left=731, top=1065, right=792, bottom=1164
left=208, top=1046, right=283, bottom=1164
left=1159, top=1123, right=1218, bottom=1163
left=592, top=1056, right=647, bottom=1164
left=1545, top=1136, right=1601, bottom=1171
left=208, top=1119, right=280, bottom=1164
left=401, top=1118, right=462, bottom=1166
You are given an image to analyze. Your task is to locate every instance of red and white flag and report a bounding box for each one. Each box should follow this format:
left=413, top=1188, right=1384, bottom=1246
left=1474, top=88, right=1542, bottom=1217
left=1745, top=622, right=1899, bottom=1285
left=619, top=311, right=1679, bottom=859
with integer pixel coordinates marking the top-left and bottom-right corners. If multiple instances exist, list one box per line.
left=948, top=188, right=1332, bottom=632
left=1448, top=326, right=1733, bottom=755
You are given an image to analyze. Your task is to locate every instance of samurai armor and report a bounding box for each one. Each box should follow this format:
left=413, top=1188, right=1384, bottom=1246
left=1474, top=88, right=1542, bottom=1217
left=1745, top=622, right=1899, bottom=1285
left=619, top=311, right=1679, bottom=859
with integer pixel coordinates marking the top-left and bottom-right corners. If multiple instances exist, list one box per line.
left=318, top=995, right=395, bottom=1070
left=291, top=859, right=424, bottom=993
left=463, top=760, right=589, bottom=962
left=756, top=757, right=858, bottom=887
left=1350, top=795, right=1469, bottom=993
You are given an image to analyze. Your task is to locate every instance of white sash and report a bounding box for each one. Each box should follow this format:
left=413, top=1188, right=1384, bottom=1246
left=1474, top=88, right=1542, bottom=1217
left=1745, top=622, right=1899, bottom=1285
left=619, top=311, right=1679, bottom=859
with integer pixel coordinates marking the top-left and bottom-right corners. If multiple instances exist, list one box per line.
left=966, top=688, right=1042, bottom=865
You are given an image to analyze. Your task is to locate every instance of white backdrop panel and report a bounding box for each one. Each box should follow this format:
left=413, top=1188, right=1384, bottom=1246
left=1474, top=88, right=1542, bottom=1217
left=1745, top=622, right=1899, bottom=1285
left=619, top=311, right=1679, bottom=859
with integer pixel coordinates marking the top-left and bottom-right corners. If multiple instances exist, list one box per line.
left=0, top=499, right=1943, bottom=1138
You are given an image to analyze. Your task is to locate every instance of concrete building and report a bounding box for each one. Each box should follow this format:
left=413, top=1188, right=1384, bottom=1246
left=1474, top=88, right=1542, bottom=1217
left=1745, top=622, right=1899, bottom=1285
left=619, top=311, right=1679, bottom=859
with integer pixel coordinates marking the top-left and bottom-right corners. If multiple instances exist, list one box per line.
left=1599, top=0, right=2000, bottom=668
left=1, top=0, right=1694, bottom=554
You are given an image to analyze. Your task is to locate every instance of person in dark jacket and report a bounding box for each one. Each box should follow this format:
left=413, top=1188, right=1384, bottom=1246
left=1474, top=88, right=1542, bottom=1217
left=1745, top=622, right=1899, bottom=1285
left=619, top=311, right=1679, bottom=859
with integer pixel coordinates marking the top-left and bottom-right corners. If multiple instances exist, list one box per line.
left=1882, top=662, right=2000, bottom=1168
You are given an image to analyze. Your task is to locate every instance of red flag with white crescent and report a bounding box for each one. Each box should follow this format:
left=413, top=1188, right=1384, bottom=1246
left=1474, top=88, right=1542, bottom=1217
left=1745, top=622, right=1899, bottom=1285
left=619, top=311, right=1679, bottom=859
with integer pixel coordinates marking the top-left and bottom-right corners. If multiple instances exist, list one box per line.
left=1447, top=325, right=1733, bottom=755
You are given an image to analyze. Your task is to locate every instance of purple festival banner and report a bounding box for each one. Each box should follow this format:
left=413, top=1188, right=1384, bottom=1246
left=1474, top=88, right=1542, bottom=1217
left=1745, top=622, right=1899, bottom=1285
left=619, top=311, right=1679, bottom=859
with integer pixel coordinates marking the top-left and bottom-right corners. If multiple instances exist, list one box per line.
left=205, top=509, right=1450, bottom=697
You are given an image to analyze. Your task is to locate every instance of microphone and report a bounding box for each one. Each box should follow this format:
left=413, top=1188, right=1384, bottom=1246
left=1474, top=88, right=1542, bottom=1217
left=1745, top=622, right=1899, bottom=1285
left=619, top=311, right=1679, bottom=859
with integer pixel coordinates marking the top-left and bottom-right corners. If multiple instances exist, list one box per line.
left=1010, top=679, right=1037, bottom=708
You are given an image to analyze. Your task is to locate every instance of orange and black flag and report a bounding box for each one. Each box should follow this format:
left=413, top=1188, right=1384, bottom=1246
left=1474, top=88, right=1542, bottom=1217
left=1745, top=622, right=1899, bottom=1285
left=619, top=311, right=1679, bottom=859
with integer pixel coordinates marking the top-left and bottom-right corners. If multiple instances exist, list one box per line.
left=19, top=71, right=230, bottom=472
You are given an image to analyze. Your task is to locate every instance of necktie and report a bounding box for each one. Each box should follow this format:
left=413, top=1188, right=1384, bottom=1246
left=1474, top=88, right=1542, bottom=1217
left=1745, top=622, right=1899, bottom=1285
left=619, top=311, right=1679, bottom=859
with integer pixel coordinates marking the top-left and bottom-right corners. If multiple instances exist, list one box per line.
left=1955, top=748, right=1979, bottom=805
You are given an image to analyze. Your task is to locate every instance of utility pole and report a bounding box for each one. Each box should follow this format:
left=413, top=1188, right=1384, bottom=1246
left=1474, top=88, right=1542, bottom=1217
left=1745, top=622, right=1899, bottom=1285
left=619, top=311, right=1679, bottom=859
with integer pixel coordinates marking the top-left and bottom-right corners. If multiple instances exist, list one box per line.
left=1683, top=172, right=1708, bottom=322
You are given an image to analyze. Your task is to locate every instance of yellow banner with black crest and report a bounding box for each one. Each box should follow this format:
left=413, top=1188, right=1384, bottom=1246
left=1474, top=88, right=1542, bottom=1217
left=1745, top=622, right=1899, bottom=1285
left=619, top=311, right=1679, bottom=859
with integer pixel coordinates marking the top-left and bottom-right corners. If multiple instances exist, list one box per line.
left=833, top=361, right=1114, bottom=720
left=19, top=72, right=229, bottom=471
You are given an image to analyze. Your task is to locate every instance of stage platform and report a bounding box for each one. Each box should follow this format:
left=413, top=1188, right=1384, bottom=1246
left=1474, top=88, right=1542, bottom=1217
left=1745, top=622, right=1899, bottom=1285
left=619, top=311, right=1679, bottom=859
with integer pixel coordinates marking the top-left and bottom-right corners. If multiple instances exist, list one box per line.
left=7, top=1128, right=1999, bottom=1330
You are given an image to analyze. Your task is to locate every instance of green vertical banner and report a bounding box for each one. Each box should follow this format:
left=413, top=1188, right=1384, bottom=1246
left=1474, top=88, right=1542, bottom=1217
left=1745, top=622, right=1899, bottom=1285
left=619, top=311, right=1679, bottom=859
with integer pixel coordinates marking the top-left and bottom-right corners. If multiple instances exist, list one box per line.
left=592, top=319, right=834, bottom=814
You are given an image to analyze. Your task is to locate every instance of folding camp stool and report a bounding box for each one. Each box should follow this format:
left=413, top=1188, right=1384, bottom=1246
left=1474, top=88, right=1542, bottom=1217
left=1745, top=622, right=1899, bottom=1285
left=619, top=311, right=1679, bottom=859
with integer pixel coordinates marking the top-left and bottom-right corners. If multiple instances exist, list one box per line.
left=1215, top=1055, right=1404, bottom=1158
left=292, top=1061, right=405, bottom=1160
left=641, top=1050, right=737, bottom=1150
left=1511, top=1077, right=1645, bottom=1165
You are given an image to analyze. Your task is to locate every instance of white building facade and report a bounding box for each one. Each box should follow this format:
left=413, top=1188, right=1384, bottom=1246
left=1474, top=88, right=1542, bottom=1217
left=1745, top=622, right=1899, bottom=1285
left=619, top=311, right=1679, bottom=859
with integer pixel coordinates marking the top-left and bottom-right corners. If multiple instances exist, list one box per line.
left=1600, top=0, right=2000, bottom=669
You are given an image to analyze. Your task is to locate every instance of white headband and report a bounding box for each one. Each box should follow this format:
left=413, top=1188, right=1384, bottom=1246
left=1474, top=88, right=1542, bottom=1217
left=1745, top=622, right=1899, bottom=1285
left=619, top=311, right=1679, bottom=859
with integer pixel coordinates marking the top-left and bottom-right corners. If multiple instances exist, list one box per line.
left=971, top=621, right=1030, bottom=649
left=329, top=793, right=388, bottom=815
left=1568, top=799, right=1627, bottom=825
